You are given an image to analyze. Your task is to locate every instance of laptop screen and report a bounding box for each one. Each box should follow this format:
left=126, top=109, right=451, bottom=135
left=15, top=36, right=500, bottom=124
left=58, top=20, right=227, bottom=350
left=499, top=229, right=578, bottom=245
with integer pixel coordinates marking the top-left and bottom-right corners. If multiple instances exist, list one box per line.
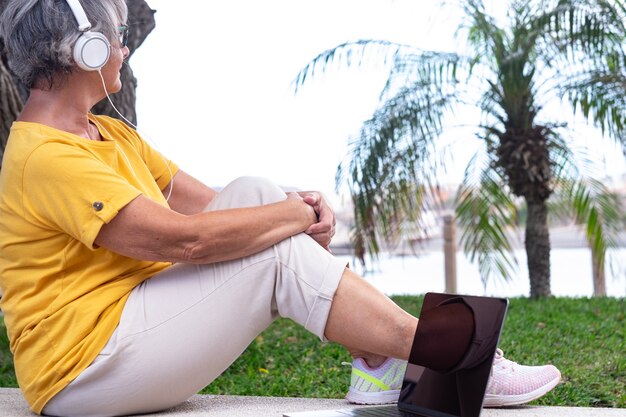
left=397, top=293, right=508, bottom=417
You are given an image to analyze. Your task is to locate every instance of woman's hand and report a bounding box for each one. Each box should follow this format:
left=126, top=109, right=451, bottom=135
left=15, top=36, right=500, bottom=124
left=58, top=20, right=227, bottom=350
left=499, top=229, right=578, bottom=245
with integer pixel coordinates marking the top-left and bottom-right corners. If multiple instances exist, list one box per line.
left=286, top=192, right=318, bottom=226
left=297, top=191, right=336, bottom=252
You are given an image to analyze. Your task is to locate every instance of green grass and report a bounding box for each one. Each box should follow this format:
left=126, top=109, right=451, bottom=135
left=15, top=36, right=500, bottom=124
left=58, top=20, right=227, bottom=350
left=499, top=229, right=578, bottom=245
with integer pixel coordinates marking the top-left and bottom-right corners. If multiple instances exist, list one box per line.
left=0, top=318, right=16, bottom=388
left=1, top=296, right=624, bottom=407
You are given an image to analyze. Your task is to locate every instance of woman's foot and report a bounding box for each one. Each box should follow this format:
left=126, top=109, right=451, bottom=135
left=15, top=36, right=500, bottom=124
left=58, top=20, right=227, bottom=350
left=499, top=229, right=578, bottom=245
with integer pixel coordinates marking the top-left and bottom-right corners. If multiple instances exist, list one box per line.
left=344, top=357, right=407, bottom=405
left=483, top=349, right=561, bottom=407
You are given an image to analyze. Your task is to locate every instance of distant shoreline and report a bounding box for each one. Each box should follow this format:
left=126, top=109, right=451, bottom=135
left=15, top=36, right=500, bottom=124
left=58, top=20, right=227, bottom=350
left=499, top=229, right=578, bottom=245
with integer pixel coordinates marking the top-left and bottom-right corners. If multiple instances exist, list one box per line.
left=329, top=225, right=626, bottom=256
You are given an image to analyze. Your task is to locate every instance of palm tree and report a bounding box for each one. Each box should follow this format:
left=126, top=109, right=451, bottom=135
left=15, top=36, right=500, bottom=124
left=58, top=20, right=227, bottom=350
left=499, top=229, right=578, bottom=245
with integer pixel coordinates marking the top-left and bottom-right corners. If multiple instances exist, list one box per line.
left=294, top=0, right=626, bottom=298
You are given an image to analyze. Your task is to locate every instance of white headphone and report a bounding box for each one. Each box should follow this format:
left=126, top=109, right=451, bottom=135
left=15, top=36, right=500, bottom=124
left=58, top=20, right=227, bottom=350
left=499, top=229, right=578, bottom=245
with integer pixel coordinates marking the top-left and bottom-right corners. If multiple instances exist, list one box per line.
left=65, top=0, right=110, bottom=71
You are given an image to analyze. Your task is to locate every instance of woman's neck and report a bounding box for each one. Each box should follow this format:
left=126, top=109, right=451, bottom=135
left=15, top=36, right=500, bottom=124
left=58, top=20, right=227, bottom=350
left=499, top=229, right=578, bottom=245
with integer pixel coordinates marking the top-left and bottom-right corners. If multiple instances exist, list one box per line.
left=18, top=76, right=104, bottom=140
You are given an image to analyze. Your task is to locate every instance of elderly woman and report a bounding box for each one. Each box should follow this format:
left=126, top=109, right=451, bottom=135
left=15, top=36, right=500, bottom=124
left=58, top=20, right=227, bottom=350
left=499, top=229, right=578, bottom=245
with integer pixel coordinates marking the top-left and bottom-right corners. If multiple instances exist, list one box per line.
left=0, top=1, right=561, bottom=416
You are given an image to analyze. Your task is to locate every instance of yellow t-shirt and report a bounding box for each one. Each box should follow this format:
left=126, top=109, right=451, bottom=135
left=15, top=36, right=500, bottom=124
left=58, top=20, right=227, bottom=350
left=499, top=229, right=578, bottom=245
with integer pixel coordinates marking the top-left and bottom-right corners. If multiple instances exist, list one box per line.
left=0, top=115, right=179, bottom=413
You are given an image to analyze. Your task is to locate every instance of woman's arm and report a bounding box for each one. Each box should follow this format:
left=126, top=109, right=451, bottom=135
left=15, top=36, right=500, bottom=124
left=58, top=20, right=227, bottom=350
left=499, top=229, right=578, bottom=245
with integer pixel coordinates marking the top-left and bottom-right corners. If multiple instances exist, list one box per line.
left=162, top=172, right=336, bottom=250
left=162, top=170, right=218, bottom=215
left=94, top=192, right=317, bottom=264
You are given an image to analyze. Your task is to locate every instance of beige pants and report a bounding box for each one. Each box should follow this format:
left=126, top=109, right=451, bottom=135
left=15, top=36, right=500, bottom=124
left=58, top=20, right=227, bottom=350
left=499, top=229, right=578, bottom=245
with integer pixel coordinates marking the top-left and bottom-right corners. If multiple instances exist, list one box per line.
left=43, top=177, right=346, bottom=417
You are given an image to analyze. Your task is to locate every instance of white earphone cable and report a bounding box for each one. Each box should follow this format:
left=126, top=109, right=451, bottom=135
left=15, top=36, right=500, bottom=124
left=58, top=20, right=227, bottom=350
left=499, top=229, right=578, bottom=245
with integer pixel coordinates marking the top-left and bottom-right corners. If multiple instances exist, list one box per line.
left=95, top=69, right=174, bottom=202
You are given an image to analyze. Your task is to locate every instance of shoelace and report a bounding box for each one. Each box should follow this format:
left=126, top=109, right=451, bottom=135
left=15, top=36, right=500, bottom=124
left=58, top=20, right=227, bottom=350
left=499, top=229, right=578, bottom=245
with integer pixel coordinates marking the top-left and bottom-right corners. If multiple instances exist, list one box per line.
left=493, top=349, right=516, bottom=372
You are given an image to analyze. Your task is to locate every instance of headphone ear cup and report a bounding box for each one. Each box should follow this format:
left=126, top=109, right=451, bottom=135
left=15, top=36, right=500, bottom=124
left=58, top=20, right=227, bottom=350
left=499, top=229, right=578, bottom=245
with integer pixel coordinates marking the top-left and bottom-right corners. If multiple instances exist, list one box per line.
left=73, top=31, right=110, bottom=71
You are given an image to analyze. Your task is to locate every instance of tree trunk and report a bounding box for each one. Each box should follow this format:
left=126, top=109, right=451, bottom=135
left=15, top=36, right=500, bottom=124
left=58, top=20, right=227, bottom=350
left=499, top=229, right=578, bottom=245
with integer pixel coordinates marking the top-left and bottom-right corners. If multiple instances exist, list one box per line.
left=443, top=214, right=457, bottom=294
left=91, top=0, right=156, bottom=124
left=0, top=0, right=156, bottom=165
left=525, top=198, right=551, bottom=298
left=0, top=46, right=22, bottom=165
left=589, top=238, right=607, bottom=297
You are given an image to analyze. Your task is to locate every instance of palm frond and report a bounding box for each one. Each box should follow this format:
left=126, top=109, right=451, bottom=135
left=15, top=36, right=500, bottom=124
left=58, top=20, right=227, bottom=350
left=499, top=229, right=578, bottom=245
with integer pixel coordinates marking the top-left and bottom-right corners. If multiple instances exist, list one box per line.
left=340, top=80, right=457, bottom=261
left=291, top=40, right=402, bottom=94
left=462, top=0, right=508, bottom=63
left=563, top=60, right=626, bottom=147
left=532, top=0, right=626, bottom=65
left=379, top=50, right=465, bottom=101
left=456, top=144, right=519, bottom=286
left=554, top=177, right=623, bottom=266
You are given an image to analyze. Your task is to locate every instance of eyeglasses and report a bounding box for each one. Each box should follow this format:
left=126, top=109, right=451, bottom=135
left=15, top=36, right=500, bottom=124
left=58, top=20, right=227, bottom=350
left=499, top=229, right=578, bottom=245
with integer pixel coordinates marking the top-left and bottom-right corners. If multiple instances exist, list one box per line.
left=117, top=25, right=129, bottom=47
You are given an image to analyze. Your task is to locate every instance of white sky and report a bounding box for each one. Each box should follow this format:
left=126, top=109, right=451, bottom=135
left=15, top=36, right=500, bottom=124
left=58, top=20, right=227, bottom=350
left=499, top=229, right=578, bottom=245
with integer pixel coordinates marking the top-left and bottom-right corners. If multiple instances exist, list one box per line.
left=130, top=0, right=626, bottom=208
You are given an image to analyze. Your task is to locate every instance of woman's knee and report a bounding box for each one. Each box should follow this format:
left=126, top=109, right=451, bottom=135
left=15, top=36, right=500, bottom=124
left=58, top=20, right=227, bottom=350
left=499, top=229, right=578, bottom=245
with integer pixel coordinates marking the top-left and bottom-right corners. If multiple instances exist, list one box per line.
left=228, top=176, right=286, bottom=201
left=206, top=176, right=287, bottom=211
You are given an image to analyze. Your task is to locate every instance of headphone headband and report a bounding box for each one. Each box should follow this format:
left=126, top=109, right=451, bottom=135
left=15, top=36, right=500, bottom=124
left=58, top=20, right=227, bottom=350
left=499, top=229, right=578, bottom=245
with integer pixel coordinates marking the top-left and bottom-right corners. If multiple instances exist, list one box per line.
left=65, top=0, right=92, bottom=32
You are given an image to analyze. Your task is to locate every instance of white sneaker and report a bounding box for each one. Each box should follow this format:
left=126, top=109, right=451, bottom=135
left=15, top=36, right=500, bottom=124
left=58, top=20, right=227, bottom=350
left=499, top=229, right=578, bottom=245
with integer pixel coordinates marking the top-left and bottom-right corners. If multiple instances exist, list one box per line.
left=345, top=357, right=407, bottom=405
left=483, top=349, right=562, bottom=407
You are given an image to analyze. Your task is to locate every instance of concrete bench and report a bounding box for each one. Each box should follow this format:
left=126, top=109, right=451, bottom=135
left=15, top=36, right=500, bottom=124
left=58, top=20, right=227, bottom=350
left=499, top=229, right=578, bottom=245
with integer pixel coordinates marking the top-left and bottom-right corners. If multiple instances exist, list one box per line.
left=1, top=388, right=624, bottom=417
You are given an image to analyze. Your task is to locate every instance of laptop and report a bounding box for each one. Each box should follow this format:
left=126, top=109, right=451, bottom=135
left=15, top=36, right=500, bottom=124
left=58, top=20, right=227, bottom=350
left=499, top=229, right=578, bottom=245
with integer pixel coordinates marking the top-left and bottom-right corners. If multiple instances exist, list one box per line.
left=283, top=292, right=509, bottom=417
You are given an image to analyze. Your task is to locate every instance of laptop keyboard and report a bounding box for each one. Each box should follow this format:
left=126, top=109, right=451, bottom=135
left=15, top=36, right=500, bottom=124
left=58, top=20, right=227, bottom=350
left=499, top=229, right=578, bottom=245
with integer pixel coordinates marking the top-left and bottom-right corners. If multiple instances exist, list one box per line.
left=334, top=406, right=405, bottom=416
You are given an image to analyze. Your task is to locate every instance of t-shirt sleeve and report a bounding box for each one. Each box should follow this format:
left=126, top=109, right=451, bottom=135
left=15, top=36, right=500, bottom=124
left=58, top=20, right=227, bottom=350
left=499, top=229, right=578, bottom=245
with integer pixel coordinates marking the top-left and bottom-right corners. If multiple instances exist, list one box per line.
left=22, top=143, right=143, bottom=249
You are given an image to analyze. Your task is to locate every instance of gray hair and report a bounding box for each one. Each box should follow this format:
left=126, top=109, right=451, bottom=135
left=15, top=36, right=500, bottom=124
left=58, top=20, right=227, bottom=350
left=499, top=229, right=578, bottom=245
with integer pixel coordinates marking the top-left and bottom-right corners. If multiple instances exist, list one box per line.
left=0, top=0, right=128, bottom=89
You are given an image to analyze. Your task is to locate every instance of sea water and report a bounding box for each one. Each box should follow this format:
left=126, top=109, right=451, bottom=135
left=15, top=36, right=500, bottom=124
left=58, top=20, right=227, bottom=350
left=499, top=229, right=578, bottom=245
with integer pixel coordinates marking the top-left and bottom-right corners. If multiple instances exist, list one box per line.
left=336, top=248, right=626, bottom=298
